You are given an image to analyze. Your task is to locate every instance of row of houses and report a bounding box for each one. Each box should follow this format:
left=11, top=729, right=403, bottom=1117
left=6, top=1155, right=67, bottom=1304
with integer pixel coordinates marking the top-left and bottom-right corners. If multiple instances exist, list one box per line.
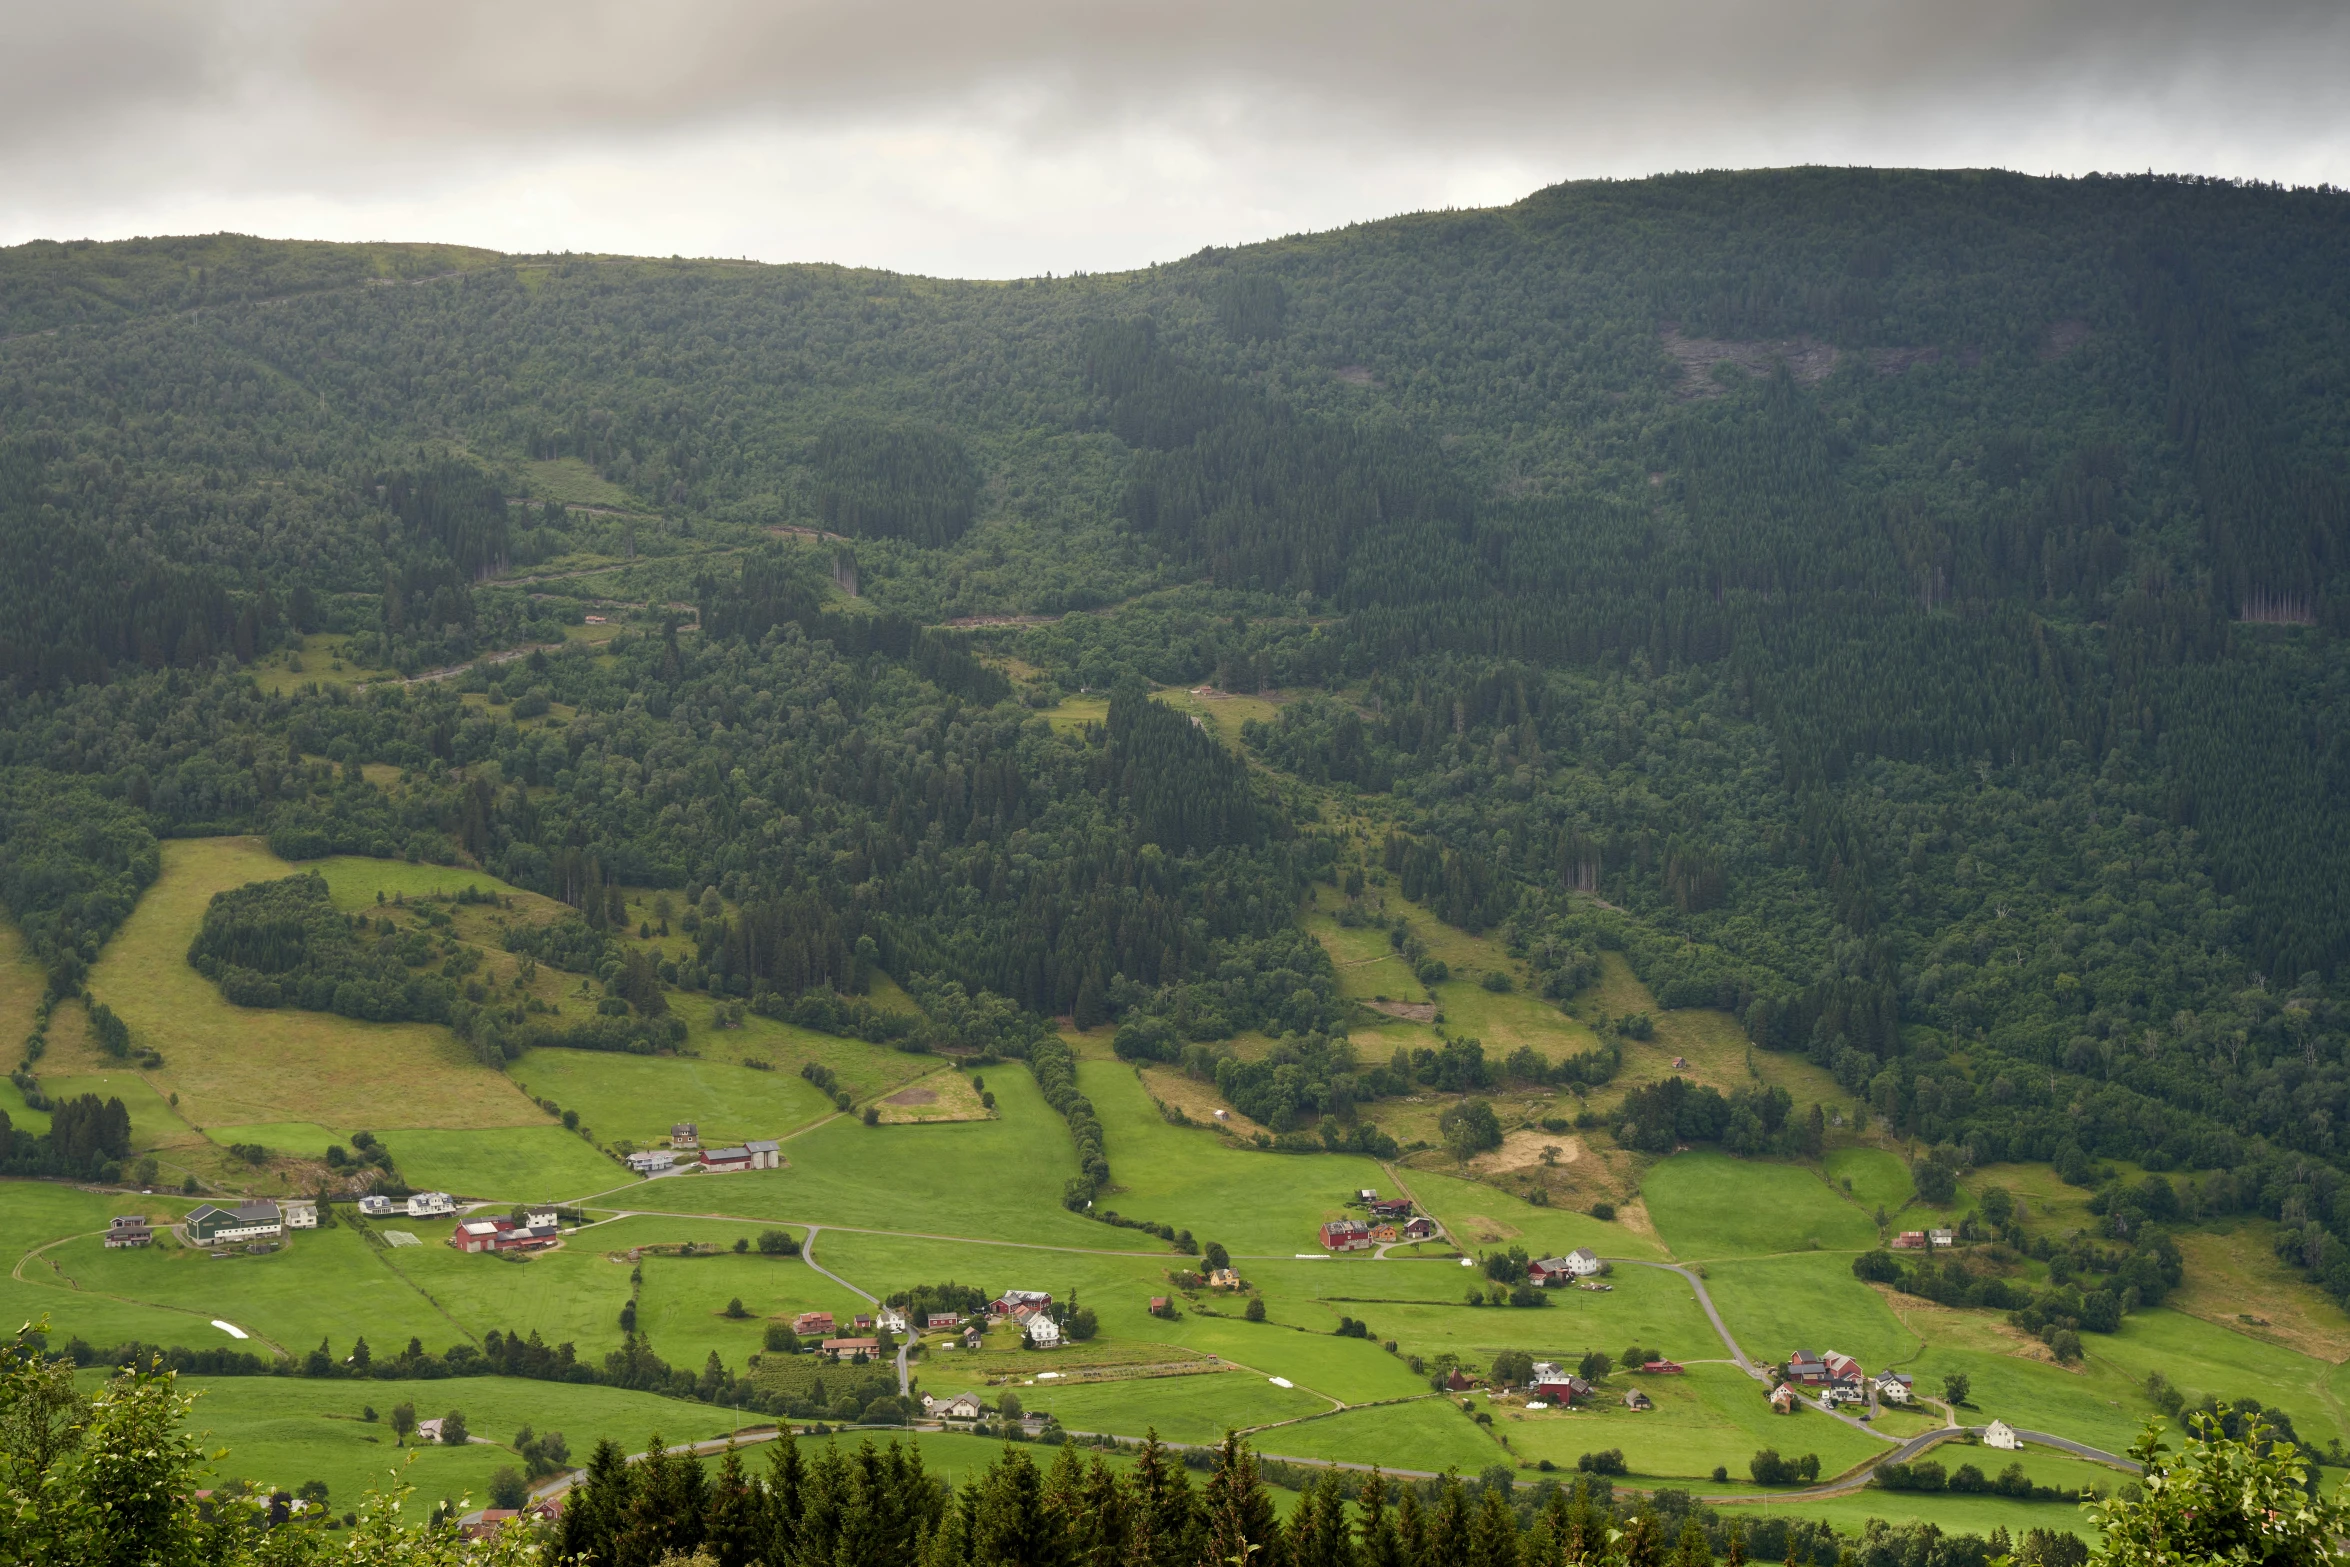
left=624, top=1139, right=781, bottom=1176
left=359, top=1192, right=457, bottom=1219
left=1318, top=1214, right=1439, bottom=1250
left=1780, top=1348, right=1917, bottom=1409
left=791, top=1307, right=910, bottom=1338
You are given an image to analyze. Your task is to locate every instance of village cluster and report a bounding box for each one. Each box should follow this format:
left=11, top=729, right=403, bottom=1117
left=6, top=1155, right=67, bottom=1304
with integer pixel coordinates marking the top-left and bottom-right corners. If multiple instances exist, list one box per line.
left=786, top=1286, right=1069, bottom=1363
left=1315, top=1190, right=1441, bottom=1250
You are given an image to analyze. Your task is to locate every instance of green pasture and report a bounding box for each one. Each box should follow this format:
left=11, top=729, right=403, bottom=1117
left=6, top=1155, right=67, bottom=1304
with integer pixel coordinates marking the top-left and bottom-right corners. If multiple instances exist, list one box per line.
left=1641, top=1152, right=1876, bottom=1259
left=2087, top=1308, right=2345, bottom=1448
left=306, top=858, right=533, bottom=911
left=635, top=1253, right=872, bottom=1372
left=372, top=1235, right=633, bottom=1359
left=1742, top=1490, right=2094, bottom=1542
left=511, top=1048, right=839, bottom=1148
left=206, top=1123, right=345, bottom=1159
left=1399, top=1169, right=1652, bottom=1260
left=1321, top=1258, right=1725, bottom=1372
left=1246, top=1398, right=1501, bottom=1474
left=1079, top=1060, right=1394, bottom=1257
left=54, top=1220, right=454, bottom=1357
left=608, top=1066, right=1114, bottom=1247
left=384, top=1126, right=631, bottom=1201
left=156, top=1372, right=753, bottom=1515
left=1031, top=1372, right=1333, bottom=1444
left=1823, top=1148, right=1914, bottom=1216
left=1700, top=1254, right=1917, bottom=1370
left=43, top=1071, right=201, bottom=1156
left=1494, top=1363, right=1887, bottom=1481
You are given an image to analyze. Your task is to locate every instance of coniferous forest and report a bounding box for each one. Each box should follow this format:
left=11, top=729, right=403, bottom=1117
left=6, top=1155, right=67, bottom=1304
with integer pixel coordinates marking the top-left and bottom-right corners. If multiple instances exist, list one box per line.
left=7, top=170, right=2350, bottom=1312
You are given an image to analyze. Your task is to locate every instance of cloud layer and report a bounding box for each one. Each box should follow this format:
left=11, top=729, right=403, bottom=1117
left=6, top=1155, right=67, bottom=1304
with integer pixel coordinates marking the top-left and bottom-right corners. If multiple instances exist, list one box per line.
left=6, top=0, right=2347, bottom=275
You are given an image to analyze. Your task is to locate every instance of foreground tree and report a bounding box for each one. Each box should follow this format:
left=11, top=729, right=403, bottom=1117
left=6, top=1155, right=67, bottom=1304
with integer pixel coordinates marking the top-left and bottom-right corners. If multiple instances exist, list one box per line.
left=2091, top=1412, right=2350, bottom=1567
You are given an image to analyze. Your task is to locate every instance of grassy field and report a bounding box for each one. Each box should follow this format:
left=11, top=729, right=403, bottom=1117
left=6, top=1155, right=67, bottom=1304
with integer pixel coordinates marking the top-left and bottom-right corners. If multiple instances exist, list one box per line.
left=1641, top=1152, right=1876, bottom=1259
left=1245, top=1398, right=1502, bottom=1474
left=510, top=1048, right=840, bottom=1148
left=378, top=1127, right=633, bottom=1201
left=1493, top=1362, right=1888, bottom=1481
left=88, top=839, right=543, bottom=1131
left=1701, top=1254, right=1919, bottom=1371
left=155, top=1372, right=754, bottom=1512
left=1823, top=1148, right=1914, bottom=1218
left=1030, top=1371, right=1334, bottom=1443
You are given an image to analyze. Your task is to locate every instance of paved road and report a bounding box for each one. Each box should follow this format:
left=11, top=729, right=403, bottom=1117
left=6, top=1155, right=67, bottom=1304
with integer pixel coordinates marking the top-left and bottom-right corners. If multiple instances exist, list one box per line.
left=800, top=1227, right=910, bottom=1398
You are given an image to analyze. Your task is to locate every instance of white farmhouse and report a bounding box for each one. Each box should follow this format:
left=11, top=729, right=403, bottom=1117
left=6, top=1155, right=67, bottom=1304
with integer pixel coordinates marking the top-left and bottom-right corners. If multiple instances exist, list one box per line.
left=1983, top=1419, right=2021, bottom=1450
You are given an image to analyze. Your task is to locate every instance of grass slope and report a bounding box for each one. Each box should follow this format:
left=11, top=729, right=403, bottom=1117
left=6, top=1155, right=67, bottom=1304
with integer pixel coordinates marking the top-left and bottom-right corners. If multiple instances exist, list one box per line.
left=89, top=839, right=541, bottom=1131
left=1641, top=1152, right=1876, bottom=1259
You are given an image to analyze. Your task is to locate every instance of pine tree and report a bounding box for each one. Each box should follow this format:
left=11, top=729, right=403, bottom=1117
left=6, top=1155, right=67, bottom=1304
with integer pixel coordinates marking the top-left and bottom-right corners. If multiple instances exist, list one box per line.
left=1356, top=1471, right=1406, bottom=1567
left=1468, top=1485, right=1522, bottom=1567
left=555, top=1438, right=632, bottom=1565
left=1129, top=1429, right=1200, bottom=1567
left=1202, top=1432, right=1286, bottom=1567
left=703, top=1443, right=764, bottom=1567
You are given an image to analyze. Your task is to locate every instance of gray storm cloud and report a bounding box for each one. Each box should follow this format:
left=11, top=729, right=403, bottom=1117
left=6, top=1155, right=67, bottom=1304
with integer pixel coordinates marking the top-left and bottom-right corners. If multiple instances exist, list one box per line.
left=3, top=0, right=2347, bottom=272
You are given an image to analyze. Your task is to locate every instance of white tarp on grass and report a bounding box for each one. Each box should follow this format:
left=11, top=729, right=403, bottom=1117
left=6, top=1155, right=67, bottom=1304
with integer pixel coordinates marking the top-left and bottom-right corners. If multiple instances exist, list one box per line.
left=211, top=1320, right=247, bottom=1338
left=384, top=1231, right=422, bottom=1247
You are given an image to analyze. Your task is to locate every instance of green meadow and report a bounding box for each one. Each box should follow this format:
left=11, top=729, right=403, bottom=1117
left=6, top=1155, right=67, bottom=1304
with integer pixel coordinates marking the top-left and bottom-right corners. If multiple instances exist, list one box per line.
left=1641, top=1152, right=1877, bottom=1259
left=157, top=1373, right=756, bottom=1511
left=511, top=1049, right=840, bottom=1148
left=377, top=1126, right=633, bottom=1201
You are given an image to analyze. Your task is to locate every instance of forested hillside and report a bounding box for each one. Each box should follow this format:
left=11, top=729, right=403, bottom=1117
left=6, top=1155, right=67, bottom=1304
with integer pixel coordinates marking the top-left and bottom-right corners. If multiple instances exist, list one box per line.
left=8, top=169, right=2350, bottom=1290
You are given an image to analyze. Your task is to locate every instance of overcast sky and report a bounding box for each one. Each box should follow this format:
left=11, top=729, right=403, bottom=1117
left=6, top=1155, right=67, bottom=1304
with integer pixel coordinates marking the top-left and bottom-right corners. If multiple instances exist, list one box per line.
left=6, top=0, right=2348, bottom=278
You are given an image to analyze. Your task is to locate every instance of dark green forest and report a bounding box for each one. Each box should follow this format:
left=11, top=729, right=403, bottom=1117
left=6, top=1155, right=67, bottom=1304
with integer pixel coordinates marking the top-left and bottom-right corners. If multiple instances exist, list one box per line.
left=9, top=168, right=2350, bottom=1297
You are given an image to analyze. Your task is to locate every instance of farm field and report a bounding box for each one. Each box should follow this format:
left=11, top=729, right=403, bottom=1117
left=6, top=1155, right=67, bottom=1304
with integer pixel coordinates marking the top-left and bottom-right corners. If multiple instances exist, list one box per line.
left=148, top=1372, right=757, bottom=1513
left=2, top=843, right=2312, bottom=1550
left=511, top=1048, right=840, bottom=1148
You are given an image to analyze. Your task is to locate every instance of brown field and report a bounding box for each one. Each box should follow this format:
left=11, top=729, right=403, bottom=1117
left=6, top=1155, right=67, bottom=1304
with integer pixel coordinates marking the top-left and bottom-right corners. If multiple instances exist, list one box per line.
left=876, top=1068, right=994, bottom=1125
left=2167, top=1223, right=2350, bottom=1362
left=1138, top=1066, right=1272, bottom=1141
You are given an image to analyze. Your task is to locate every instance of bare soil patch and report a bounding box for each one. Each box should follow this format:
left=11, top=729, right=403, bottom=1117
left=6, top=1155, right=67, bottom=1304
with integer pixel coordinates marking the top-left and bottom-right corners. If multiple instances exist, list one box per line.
left=1472, top=1131, right=1584, bottom=1177
left=873, top=1069, right=992, bottom=1125
left=1332, top=365, right=1378, bottom=386
left=1659, top=323, right=1839, bottom=398
left=1866, top=346, right=1942, bottom=375
left=1367, top=999, right=1438, bottom=1022
left=2042, top=319, right=2091, bottom=360
left=1138, top=1066, right=1269, bottom=1140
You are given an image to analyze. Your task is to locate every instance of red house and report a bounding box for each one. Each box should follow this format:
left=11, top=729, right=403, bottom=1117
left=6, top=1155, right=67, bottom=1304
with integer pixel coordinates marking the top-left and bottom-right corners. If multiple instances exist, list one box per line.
left=1320, top=1219, right=1373, bottom=1252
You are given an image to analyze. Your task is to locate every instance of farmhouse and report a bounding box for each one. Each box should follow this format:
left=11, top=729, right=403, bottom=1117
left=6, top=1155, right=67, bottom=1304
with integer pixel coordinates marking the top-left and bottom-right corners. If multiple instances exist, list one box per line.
left=406, top=1192, right=457, bottom=1218
left=853, top=1314, right=874, bottom=1331
left=1640, top=1360, right=1684, bottom=1375
left=1821, top=1351, right=1863, bottom=1385
left=1875, top=1371, right=1915, bottom=1403
left=1401, top=1217, right=1439, bottom=1241
left=1024, top=1315, right=1062, bottom=1348
left=795, top=1311, right=836, bottom=1336
left=1528, top=1248, right=1603, bottom=1285
left=104, top=1215, right=154, bottom=1248
left=1320, top=1219, right=1373, bottom=1252
left=701, top=1146, right=754, bottom=1172
left=1770, top=1383, right=1799, bottom=1413
left=1983, top=1420, right=2021, bottom=1450
left=1891, top=1231, right=1927, bottom=1249
left=927, top=1313, right=961, bottom=1331
left=1532, top=1374, right=1593, bottom=1405
left=1207, top=1267, right=1241, bottom=1289
left=185, top=1201, right=283, bottom=1245
left=962, top=1326, right=984, bottom=1350
left=358, top=1195, right=394, bottom=1216
left=1785, top=1350, right=1828, bottom=1384
left=990, top=1290, right=1052, bottom=1316
left=451, top=1216, right=561, bottom=1254
left=625, top=1150, right=676, bottom=1175
left=1927, top=1228, right=1955, bottom=1247
left=1368, top=1198, right=1415, bottom=1221
left=671, top=1122, right=699, bottom=1149
left=926, top=1392, right=983, bottom=1421
left=283, top=1201, right=318, bottom=1230
left=876, top=1306, right=907, bottom=1333
left=821, top=1337, right=881, bottom=1359
left=1624, top=1389, right=1653, bottom=1410
left=524, top=1208, right=560, bottom=1230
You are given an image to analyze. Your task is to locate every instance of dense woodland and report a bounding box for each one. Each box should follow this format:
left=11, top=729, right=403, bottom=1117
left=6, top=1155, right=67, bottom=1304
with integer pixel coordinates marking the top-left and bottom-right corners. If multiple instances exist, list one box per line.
left=7, top=170, right=2350, bottom=1307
